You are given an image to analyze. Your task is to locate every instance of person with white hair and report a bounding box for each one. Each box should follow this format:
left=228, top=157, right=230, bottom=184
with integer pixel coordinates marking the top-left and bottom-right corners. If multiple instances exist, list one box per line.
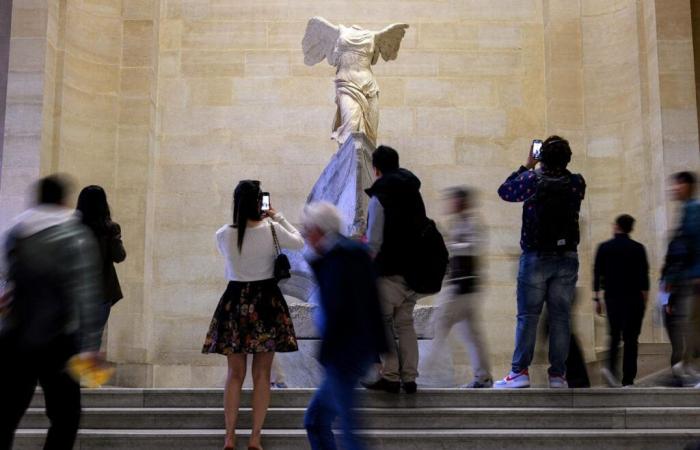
left=301, top=202, right=387, bottom=450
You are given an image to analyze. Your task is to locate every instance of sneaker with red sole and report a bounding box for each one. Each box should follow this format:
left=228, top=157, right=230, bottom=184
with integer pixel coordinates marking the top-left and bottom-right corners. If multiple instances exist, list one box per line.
left=494, top=369, right=530, bottom=389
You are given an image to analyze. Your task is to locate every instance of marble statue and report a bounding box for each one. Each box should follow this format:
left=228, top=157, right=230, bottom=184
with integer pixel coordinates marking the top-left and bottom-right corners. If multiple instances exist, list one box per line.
left=302, top=17, right=409, bottom=146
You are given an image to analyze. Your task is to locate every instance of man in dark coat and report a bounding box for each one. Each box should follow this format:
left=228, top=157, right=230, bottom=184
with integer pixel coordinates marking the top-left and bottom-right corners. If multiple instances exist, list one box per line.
left=363, top=145, right=427, bottom=394
left=593, top=214, right=650, bottom=387
left=301, top=202, right=387, bottom=450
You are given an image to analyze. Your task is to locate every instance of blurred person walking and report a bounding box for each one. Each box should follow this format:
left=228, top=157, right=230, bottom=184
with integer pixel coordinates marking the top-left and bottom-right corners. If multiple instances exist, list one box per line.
left=201, top=180, right=303, bottom=450
left=422, top=187, right=493, bottom=388
left=593, top=214, right=650, bottom=387
left=76, top=186, right=126, bottom=348
left=495, top=136, right=586, bottom=389
left=662, top=172, right=700, bottom=386
left=301, top=202, right=387, bottom=450
left=0, top=175, right=104, bottom=450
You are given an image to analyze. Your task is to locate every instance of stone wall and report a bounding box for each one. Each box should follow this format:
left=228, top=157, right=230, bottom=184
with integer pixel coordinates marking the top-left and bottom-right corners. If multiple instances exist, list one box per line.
left=2, top=0, right=698, bottom=387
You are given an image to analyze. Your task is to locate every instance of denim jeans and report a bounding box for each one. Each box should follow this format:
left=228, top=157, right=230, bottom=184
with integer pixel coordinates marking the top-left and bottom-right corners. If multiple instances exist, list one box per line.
left=305, top=362, right=368, bottom=450
left=511, top=251, right=579, bottom=376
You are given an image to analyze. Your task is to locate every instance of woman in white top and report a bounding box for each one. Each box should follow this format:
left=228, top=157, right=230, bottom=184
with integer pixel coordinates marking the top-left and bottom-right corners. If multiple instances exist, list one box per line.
left=202, top=180, right=303, bottom=450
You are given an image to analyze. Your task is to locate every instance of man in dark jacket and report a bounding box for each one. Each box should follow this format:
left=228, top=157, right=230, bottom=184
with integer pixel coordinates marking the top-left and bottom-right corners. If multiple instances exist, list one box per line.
left=495, top=136, right=586, bottom=389
left=301, top=202, right=387, bottom=450
left=363, top=145, right=427, bottom=394
left=0, top=175, right=104, bottom=450
left=593, top=214, right=650, bottom=387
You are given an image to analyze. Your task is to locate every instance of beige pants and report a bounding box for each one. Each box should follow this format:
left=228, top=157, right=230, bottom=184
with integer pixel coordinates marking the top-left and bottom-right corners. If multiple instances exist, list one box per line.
left=426, top=285, right=491, bottom=382
left=378, top=275, right=420, bottom=383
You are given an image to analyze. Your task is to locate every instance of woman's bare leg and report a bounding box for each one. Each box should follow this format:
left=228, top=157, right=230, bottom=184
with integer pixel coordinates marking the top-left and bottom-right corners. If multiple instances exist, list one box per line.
left=224, top=353, right=247, bottom=448
left=248, top=352, right=274, bottom=449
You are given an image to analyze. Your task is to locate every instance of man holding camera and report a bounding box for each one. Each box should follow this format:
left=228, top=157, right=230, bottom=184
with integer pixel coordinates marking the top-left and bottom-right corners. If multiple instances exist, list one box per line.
left=495, top=136, right=586, bottom=389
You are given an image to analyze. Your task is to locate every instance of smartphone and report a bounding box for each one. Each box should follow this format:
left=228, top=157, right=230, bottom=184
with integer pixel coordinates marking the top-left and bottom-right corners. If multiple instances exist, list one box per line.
left=261, top=192, right=271, bottom=211
left=532, top=139, right=544, bottom=160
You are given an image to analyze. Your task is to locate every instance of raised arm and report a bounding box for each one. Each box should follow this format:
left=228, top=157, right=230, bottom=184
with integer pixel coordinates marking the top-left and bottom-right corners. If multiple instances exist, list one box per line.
left=498, top=167, right=538, bottom=203
left=270, top=212, right=304, bottom=250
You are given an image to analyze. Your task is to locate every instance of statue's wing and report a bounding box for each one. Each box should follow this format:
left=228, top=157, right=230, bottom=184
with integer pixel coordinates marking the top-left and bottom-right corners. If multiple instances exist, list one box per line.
left=302, top=17, right=340, bottom=66
left=372, top=23, right=409, bottom=64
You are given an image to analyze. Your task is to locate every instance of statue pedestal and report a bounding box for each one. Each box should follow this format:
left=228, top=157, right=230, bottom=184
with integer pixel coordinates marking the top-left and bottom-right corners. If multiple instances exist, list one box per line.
left=280, top=132, right=375, bottom=302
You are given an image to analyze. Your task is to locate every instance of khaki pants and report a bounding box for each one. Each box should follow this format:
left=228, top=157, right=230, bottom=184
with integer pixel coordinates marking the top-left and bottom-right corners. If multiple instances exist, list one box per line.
left=378, top=275, right=420, bottom=383
left=426, top=285, right=491, bottom=382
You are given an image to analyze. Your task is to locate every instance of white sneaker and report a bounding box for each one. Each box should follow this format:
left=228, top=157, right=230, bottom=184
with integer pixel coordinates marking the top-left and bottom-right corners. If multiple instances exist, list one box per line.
left=494, top=370, right=530, bottom=389
left=549, top=374, right=568, bottom=388
left=600, top=367, right=622, bottom=388
left=673, top=362, right=700, bottom=386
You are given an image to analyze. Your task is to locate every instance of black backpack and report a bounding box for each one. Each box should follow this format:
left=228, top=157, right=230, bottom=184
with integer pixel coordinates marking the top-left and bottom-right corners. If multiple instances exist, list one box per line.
left=405, top=219, right=449, bottom=294
left=533, top=173, right=580, bottom=252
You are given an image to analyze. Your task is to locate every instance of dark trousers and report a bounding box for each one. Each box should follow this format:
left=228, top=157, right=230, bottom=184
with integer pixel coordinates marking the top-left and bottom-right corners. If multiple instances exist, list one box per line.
left=605, top=295, right=645, bottom=385
left=0, top=338, right=81, bottom=450
left=305, top=362, right=367, bottom=450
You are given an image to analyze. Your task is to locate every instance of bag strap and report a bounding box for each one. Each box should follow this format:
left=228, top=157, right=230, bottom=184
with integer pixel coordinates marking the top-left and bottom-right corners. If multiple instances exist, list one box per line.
left=269, top=221, right=281, bottom=256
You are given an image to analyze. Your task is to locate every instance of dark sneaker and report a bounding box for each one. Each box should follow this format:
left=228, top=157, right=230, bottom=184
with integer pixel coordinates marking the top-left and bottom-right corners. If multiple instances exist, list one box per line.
left=362, top=378, right=400, bottom=393
left=461, top=378, right=493, bottom=388
left=402, top=381, right=417, bottom=394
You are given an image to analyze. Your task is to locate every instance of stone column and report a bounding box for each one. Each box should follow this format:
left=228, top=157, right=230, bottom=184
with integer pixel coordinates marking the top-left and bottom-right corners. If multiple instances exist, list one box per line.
left=0, top=0, right=48, bottom=232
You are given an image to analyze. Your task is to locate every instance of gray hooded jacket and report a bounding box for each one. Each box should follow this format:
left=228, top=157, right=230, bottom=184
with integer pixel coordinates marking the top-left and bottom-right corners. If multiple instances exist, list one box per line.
left=2, top=205, right=103, bottom=354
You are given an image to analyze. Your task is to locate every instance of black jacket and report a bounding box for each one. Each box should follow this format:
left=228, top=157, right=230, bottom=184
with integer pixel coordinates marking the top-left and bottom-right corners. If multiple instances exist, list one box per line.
left=93, top=222, right=126, bottom=305
left=365, top=168, right=427, bottom=277
left=593, top=234, right=650, bottom=298
left=309, top=235, right=388, bottom=370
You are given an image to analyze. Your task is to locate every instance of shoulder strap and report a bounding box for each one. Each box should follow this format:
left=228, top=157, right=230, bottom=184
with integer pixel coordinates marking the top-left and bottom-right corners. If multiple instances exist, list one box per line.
left=269, top=221, right=281, bottom=256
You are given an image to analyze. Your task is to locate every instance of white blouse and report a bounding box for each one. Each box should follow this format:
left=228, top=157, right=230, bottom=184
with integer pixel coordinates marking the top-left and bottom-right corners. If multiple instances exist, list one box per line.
left=216, top=213, right=304, bottom=282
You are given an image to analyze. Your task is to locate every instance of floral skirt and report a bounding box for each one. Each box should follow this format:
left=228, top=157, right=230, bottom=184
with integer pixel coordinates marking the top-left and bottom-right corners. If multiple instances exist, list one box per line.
left=202, top=280, right=298, bottom=354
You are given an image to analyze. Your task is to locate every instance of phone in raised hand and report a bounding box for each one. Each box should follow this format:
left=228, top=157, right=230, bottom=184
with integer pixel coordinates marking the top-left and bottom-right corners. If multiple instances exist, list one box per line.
left=261, top=192, right=271, bottom=212
left=532, top=139, right=544, bottom=160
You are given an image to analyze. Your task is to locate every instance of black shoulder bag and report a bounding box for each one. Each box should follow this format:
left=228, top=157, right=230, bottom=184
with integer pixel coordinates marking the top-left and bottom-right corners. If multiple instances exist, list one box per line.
left=270, top=222, right=291, bottom=282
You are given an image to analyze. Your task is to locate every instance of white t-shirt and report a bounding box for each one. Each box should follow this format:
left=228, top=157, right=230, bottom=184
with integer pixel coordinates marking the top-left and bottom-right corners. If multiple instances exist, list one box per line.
left=216, top=214, right=304, bottom=282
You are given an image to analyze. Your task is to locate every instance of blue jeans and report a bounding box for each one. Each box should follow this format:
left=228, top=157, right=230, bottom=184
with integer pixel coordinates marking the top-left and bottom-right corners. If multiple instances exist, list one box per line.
left=304, top=363, right=367, bottom=450
left=511, top=251, right=579, bottom=376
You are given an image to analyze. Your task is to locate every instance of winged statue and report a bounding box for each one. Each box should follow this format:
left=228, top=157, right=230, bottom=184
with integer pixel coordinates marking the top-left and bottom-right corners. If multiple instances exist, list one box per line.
left=302, top=17, right=409, bottom=146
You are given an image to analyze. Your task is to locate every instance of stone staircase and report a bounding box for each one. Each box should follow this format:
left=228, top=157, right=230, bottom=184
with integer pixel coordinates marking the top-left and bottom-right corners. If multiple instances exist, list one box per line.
left=15, top=388, right=700, bottom=449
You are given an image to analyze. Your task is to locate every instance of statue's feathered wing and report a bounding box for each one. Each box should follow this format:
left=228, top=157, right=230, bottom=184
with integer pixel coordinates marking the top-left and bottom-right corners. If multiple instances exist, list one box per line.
left=302, top=17, right=340, bottom=66
left=372, top=23, right=409, bottom=64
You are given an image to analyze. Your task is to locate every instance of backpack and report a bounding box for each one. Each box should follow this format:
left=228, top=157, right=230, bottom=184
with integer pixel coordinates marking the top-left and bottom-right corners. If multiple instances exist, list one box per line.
left=533, top=173, right=580, bottom=252
left=404, top=219, right=449, bottom=294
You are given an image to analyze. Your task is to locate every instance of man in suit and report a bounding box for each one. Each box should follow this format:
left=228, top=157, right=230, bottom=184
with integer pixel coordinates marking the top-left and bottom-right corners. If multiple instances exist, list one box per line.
left=593, top=214, right=650, bottom=387
left=301, top=202, right=387, bottom=450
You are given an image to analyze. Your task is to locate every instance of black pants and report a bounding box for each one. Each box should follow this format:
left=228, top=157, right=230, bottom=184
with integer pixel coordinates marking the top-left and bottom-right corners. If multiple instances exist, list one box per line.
left=0, top=337, right=81, bottom=450
left=606, top=295, right=645, bottom=385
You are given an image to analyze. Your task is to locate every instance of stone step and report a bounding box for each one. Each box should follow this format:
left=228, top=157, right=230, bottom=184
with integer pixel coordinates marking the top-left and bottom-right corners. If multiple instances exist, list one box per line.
left=13, top=429, right=700, bottom=450
left=18, top=407, right=700, bottom=430
left=28, top=388, right=700, bottom=409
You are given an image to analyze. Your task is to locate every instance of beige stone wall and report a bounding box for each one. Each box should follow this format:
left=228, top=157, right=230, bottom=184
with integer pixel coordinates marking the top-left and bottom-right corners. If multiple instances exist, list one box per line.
left=3, top=0, right=699, bottom=386
left=0, top=0, right=48, bottom=231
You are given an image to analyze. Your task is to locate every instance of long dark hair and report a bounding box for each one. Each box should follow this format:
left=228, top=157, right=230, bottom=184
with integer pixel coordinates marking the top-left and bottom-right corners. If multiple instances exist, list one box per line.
left=76, top=185, right=112, bottom=235
left=232, top=180, right=262, bottom=251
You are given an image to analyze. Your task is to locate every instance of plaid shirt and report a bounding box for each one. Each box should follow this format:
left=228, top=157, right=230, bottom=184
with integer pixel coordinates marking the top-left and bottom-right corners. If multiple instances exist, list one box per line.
left=498, top=166, right=586, bottom=251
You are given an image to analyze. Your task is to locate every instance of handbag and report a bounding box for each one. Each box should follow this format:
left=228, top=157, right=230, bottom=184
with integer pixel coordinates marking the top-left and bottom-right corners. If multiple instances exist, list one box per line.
left=270, top=222, right=291, bottom=282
